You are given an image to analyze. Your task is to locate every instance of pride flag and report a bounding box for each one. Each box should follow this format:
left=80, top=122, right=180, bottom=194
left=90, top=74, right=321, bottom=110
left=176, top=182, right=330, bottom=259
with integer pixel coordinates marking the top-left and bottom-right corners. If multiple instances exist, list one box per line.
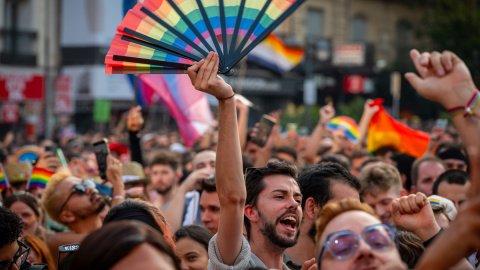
left=326, top=116, right=359, bottom=144
left=26, top=167, right=55, bottom=189
left=0, top=164, right=10, bottom=192
left=367, top=99, right=430, bottom=158
left=247, top=34, right=304, bottom=74
left=138, top=74, right=213, bottom=147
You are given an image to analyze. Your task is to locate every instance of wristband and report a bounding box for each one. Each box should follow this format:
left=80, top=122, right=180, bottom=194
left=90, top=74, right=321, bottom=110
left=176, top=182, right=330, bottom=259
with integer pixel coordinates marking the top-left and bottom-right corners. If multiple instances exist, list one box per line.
left=446, top=91, right=480, bottom=119
left=217, top=92, right=235, bottom=100
left=113, top=195, right=125, bottom=200
left=423, top=228, right=444, bottom=248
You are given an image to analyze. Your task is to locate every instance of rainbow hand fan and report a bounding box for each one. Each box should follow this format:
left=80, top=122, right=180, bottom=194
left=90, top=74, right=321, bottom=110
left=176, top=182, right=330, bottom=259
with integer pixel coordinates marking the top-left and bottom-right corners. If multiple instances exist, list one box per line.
left=106, top=0, right=305, bottom=75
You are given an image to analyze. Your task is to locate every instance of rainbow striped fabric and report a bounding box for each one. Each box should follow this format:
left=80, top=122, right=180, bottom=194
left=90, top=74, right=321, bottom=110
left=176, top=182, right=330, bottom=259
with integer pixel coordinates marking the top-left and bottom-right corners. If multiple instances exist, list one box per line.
left=248, top=34, right=304, bottom=73
left=326, top=116, right=359, bottom=144
left=367, top=99, right=429, bottom=158
left=27, top=167, right=55, bottom=189
left=106, top=0, right=305, bottom=74
left=429, top=198, right=441, bottom=205
left=0, top=164, right=10, bottom=192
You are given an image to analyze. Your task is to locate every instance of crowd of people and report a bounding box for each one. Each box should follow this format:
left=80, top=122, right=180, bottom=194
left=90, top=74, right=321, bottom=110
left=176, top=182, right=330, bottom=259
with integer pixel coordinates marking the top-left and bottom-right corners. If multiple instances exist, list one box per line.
left=0, top=48, right=479, bottom=270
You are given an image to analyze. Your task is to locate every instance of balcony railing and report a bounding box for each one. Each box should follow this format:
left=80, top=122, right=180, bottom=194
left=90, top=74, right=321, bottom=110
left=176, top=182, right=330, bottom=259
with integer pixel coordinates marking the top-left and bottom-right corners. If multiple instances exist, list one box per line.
left=0, top=28, right=37, bottom=66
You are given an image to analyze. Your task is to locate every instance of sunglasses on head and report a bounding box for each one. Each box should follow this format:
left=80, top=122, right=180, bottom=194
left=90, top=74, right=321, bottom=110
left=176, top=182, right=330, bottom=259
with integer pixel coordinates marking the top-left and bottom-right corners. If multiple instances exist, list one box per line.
left=59, top=179, right=96, bottom=213
left=318, top=223, right=396, bottom=264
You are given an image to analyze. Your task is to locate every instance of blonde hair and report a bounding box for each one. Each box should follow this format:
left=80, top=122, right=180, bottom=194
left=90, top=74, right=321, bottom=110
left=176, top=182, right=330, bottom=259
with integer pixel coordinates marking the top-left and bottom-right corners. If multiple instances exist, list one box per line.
left=41, top=171, right=72, bottom=225
left=315, top=198, right=378, bottom=244
left=358, top=163, right=402, bottom=195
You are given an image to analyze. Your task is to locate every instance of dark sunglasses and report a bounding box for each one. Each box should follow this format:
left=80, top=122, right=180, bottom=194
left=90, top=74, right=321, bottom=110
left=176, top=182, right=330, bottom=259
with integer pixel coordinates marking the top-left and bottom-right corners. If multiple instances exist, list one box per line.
left=318, top=223, right=396, bottom=264
left=59, top=184, right=88, bottom=214
left=0, top=241, right=30, bottom=270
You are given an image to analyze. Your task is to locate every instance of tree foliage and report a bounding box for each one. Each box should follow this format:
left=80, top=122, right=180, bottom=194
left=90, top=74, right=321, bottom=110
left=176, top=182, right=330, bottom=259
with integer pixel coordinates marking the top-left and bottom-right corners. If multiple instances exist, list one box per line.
left=421, top=0, right=480, bottom=76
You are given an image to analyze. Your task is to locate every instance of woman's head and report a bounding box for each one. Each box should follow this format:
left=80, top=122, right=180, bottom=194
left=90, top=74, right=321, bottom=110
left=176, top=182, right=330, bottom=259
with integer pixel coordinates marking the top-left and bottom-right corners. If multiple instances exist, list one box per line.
left=174, top=225, right=213, bottom=270
left=315, top=198, right=401, bottom=270
left=69, top=220, right=179, bottom=270
left=103, top=199, right=174, bottom=249
left=4, top=192, right=42, bottom=236
left=21, top=234, right=56, bottom=270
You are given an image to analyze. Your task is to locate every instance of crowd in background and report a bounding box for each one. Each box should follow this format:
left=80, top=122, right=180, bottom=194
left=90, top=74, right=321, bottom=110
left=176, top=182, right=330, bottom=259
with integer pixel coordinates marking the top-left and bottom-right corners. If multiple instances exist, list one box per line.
left=0, top=49, right=479, bottom=270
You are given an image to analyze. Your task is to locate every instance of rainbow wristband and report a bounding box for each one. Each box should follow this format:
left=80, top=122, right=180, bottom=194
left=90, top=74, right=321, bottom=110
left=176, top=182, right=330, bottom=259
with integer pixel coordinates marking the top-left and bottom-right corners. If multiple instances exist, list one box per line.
left=446, top=91, right=480, bottom=119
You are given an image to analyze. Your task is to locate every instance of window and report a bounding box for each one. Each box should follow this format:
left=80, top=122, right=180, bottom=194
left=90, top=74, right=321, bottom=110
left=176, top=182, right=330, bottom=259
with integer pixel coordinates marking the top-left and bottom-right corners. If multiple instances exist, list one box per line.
left=2, top=0, right=36, bottom=65
left=396, top=20, right=413, bottom=68
left=306, top=8, right=324, bottom=42
left=350, top=15, right=367, bottom=42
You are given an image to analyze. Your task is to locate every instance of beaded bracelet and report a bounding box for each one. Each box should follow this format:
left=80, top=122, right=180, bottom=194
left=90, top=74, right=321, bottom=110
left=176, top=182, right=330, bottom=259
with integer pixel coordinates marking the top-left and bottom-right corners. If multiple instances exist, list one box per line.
left=446, top=91, right=480, bottom=119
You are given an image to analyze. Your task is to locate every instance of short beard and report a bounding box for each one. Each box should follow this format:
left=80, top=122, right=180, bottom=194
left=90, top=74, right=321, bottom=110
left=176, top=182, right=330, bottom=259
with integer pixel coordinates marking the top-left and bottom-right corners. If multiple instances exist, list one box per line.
left=258, top=210, right=300, bottom=249
left=155, top=181, right=174, bottom=195
left=74, top=196, right=107, bottom=220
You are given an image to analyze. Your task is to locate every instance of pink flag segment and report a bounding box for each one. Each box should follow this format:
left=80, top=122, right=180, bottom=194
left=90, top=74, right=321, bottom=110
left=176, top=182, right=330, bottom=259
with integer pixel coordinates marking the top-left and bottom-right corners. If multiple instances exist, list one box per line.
left=138, top=74, right=213, bottom=147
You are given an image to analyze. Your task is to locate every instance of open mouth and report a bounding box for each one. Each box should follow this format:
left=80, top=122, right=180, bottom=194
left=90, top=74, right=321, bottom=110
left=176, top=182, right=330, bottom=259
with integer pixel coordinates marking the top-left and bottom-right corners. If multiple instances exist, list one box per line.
left=279, top=215, right=298, bottom=231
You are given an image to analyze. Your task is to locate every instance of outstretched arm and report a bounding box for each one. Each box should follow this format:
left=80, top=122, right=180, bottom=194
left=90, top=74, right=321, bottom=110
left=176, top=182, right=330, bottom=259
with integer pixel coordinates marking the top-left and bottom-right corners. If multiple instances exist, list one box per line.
left=304, top=102, right=335, bottom=164
left=356, top=99, right=379, bottom=149
left=404, top=49, right=479, bottom=269
left=187, top=52, right=245, bottom=265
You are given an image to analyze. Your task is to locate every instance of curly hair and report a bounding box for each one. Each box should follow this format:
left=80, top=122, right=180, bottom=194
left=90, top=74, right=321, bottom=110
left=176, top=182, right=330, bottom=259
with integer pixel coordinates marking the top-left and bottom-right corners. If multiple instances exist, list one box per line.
left=0, top=207, right=24, bottom=247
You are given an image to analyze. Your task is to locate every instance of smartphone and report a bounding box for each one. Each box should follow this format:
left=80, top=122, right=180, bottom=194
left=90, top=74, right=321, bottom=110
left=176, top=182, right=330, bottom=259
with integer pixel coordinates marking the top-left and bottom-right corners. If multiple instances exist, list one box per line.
left=252, top=114, right=277, bottom=147
left=93, top=139, right=110, bottom=179
left=432, top=119, right=447, bottom=140
left=45, top=145, right=55, bottom=153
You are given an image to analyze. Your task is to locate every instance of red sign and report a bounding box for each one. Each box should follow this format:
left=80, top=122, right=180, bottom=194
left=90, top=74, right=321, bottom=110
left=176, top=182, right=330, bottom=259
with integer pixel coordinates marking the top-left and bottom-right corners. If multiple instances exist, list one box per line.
left=343, top=75, right=366, bottom=94
left=2, top=103, right=19, bottom=124
left=0, top=73, right=44, bottom=101
left=55, top=76, right=72, bottom=114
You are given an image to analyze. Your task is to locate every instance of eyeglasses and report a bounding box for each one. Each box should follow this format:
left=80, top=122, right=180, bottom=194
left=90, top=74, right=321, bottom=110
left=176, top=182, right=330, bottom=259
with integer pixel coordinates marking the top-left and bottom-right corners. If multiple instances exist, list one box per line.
left=0, top=241, right=30, bottom=270
left=59, top=179, right=96, bottom=214
left=318, top=224, right=396, bottom=262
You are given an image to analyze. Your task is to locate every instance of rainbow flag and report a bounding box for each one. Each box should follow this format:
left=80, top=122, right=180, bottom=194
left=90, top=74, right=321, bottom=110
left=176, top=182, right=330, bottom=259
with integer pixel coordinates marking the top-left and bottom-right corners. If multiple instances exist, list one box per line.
left=26, top=167, right=55, bottom=189
left=367, top=99, right=429, bottom=158
left=138, top=74, right=213, bottom=147
left=326, top=116, right=359, bottom=144
left=0, top=164, right=10, bottom=192
left=429, top=198, right=441, bottom=205
left=247, top=34, right=304, bottom=74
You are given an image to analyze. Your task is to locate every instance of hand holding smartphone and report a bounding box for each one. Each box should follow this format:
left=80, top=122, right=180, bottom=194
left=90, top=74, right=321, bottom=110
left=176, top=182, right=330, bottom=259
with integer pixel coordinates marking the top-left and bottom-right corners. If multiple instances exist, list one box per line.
left=93, top=139, right=110, bottom=179
left=432, top=119, right=447, bottom=141
left=252, top=114, right=277, bottom=147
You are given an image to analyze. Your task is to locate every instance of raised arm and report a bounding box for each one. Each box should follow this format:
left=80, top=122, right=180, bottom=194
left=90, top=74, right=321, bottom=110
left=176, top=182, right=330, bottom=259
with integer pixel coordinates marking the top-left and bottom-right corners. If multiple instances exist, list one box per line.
left=405, top=50, right=478, bottom=160
left=404, top=49, right=480, bottom=269
left=356, top=99, right=379, bottom=149
left=127, top=105, right=144, bottom=165
left=236, top=99, right=250, bottom=151
left=304, top=102, right=335, bottom=164
left=187, top=52, right=245, bottom=265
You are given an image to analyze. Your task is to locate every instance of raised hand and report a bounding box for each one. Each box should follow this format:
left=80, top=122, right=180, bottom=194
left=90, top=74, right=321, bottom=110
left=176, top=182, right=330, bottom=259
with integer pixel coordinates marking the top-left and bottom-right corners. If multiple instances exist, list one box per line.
left=319, top=102, right=335, bottom=125
left=35, top=151, right=61, bottom=172
left=187, top=52, right=234, bottom=99
left=392, top=192, right=440, bottom=241
left=363, top=99, right=380, bottom=118
left=126, top=105, right=144, bottom=132
left=405, top=49, right=475, bottom=108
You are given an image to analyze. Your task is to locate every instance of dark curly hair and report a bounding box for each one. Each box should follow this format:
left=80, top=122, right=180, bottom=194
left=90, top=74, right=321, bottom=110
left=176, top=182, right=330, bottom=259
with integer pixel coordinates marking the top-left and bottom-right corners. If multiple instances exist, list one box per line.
left=0, top=207, right=24, bottom=247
